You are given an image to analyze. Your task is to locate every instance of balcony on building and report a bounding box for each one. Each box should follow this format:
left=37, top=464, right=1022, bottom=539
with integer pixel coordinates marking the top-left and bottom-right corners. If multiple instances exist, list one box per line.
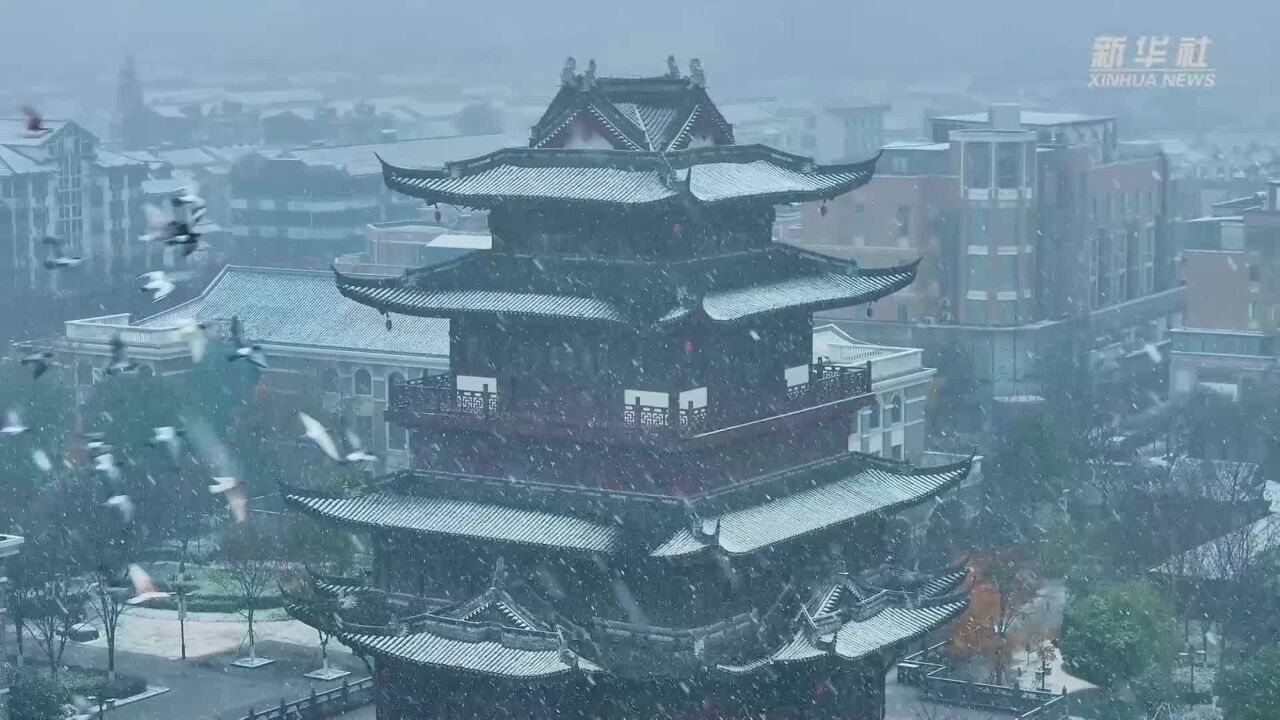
left=387, top=360, right=873, bottom=445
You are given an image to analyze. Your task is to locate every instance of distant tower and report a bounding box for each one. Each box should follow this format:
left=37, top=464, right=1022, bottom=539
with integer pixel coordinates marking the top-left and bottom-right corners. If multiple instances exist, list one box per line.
left=115, top=54, right=147, bottom=149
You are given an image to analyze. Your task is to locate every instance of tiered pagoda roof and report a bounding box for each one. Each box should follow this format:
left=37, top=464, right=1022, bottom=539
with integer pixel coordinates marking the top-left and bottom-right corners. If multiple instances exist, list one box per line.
left=334, top=245, right=918, bottom=326
left=283, top=453, right=971, bottom=558
left=378, top=144, right=879, bottom=209
left=287, top=563, right=968, bottom=680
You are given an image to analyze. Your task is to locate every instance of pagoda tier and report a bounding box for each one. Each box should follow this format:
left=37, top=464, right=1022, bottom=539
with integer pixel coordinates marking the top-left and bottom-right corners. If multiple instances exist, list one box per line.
left=334, top=245, right=917, bottom=327
left=282, top=454, right=972, bottom=560
left=378, top=144, right=878, bottom=211
left=285, top=562, right=967, bottom=720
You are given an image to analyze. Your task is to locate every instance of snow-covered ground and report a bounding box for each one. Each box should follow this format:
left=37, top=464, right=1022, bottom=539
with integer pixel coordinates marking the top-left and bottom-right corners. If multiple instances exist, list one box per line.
left=82, top=607, right=351, bottom=660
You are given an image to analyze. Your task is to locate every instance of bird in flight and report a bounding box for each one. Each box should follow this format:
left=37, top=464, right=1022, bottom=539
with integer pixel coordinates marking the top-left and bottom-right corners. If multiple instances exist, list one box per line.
left=21, top=106, right=50, bottom=137
left=209, top=476, right=247, bottom=522
left=177, top=320, right=209, bottom=363
left=227, top=316, right=268, bottom=369
left=20, top=349, right=53, bottom=380
left=1, top=410, right=27, bottom=436
left=137, top=270, right=192, bottom=302
left=41, top=237, right=83, bottom=270
left=107, top=333, right=139, bottom=375
left=299, top=412, right=340, bottom=462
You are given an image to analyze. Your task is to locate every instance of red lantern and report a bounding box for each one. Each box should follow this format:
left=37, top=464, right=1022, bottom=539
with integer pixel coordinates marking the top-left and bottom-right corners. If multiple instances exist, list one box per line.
left=701, top=698, right=715, bottom=714
left=819, top=200, right=828, bottom=217
left=866, top=304, right=874, bottom=318
left=672, top=222, right=683, bottom=236
left=433, top=204, right=442, bottom=223
left=683, top=340, right=694, bottom=353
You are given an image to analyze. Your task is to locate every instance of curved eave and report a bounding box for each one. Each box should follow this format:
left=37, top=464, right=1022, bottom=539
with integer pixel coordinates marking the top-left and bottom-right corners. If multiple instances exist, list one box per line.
left=334, top=269, right=631, bottom=324
left=377, top=146, right=880, bottom=211
left=651, top=456, right=973, bottom=558
left=716, top=599, right=968, bottom=675
left=282, top=486, right=622, bottom=554
left=685, top=259, right=920, bottom=326
left=335, top=629, right=600, bottom=679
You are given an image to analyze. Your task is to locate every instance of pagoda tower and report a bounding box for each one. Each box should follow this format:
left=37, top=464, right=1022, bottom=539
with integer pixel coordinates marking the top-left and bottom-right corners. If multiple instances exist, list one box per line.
left=283, top=58, right=972, bottom=720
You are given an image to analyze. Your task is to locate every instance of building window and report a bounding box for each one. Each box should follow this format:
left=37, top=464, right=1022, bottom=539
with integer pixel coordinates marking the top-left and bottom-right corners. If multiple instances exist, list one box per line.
left=889, top=394, right=903, bottom=424
left=386, top=421, right=407, bottom=451
left=965, top=299, right=986, bottom=324
left=1248, top=301, right=1258, bottom=321
left=896, top=206, right=910, bottom=237
left=996, top=143, right=1021, bottom=189
left=867, top=399, right=881, bottom=430
left=998, top=255, right=1019, bottom=289
left=891, top=443, right=904, bottom=460
left=355, top=414, right=374, bottom=449
left=967, top=257, right=988, bottom=291
left=354, top=368, right=372, bottom=396
left=1249, top=264, right=1261, bottom=283
left=321, top=368, right=338, bottom=392
left=999, top=300, right=1018, bottom=325
left=964, top=142, right=992, bottom=188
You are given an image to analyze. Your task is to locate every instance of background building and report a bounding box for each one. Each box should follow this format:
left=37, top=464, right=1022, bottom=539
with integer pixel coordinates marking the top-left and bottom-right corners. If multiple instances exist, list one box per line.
left=795, top=103, right=1183, bottom=425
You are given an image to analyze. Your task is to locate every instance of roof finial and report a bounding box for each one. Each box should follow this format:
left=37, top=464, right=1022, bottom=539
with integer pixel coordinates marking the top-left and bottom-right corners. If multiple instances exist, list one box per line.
left=491, top=556, right=507, bottom=589
left=560, top=57, right=577, bottom=87
left=584, top=59, right=597, bottom=90
left=667, top=55, right=680, bottom=79
left=688, top=58, right=706, bottom=87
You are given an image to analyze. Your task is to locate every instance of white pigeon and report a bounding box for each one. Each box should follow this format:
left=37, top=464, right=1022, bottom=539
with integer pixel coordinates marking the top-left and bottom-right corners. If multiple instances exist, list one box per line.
left=94, top=453, right=121, bottom=482
left=177, top=320, right=209, bottom=363
left=105, top=494, right=135, bottom=523
left=0, top=410, right=27, bottom=436
left=138, top=271, right=191, bottom=302
left=31, top=449, right=52, bottom=472
left=150, top=426, right=184, bottom=463
left=176, top=181, right=204, bottom=207
left=209, top=477, right=247, bottom=522
left=84, top=432, right=108, bottom=454
left=126, top=564, right=170, bottom=605
left=41, top=236, right=83, bottom=270
left=343, top=428, right=378, bottom=466
left=299, top=412, right=340, bottom=461
left=227, top=316, right=268, bottom=369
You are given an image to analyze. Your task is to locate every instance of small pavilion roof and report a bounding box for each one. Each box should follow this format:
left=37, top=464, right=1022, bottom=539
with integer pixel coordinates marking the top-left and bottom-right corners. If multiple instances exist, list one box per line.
left=718, top=568, right=969, bottom=674
left=378, top=144, right=878, bottom=210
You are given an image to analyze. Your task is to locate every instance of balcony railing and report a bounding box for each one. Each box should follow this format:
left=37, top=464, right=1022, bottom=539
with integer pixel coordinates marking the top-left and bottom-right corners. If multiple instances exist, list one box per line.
left=388, top=361, right=871, bottom=439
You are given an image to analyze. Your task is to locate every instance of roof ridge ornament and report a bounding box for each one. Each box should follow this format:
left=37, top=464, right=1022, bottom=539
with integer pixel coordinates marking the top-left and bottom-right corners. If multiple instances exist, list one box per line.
left=583, top=59, right=597, bottom=91
left=560, top=57, right=577, bottom=87
left=667, top=55, right=681, bottom=79
left=688, top=58, right=706, bottom=87
left=491, top=556, right=508, bottom=589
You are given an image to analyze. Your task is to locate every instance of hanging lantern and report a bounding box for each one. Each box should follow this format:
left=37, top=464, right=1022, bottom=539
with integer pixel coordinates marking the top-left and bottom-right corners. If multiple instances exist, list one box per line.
left=683, top=340, right=694, bottom=353
left=819, top=199, right=828, bottom=217
left=701, top=698, right=715, bottom=714
left=433, top=203, right=442, bottom=223
left=866, top=304, right=874, bottom=318
left=672, top=222, right=683, bottom=236
left=386, top=315, right=393, bottom=331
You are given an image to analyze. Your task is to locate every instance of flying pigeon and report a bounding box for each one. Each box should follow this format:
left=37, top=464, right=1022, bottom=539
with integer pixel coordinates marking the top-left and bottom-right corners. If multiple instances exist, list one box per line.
left=177, top=319, right=209, bottom=363
left=150, top=426, right=184, bottom=463
left=208, top=476, right=247, bottom=522
left=31, top=449, right=52, bottom=472
left=21, top=106, right=49, bottom=136
left=342, top=428, right=378, bottom=466
left=137, top=271, right=191, bottom=302
left=20, top=349, right=53, bottom=379
left=126, top=564, right=170, bottom=605
left=41, top=236, right=82, bottom=269
left=227, top=316, right=267, bottom=369
left=94, top=452, right=121, bottom=482
left=0, top=410, right=27, bottom=436
left=106, top=333, right=138, bottom=375
left=299, top=412, right=340, bottom=462
left=141, top=201, right=204, bottom=255
left=105, top=494, right=135, bottom=523
left=83, top=432, right=109, bottom=454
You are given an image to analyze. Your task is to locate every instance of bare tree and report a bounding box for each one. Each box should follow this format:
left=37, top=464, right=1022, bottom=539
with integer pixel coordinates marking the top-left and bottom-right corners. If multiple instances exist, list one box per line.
left=212, top=521, right=285, bottom=666
left=20, top=580, right=86, bottom=677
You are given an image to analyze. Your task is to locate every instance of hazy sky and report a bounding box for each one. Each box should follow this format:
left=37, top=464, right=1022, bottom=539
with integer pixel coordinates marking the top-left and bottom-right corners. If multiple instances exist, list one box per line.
left=0, top=0, right=1274, bottom=99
